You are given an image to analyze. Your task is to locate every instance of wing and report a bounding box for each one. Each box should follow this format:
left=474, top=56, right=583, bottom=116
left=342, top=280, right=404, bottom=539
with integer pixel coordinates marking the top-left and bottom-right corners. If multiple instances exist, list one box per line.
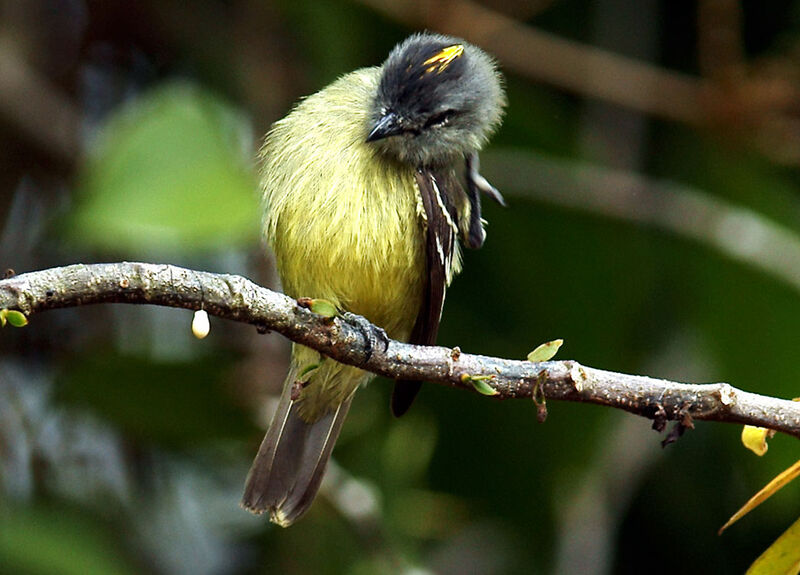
left=390, top=168, right=460, bottom=416
left=392, top=154, right=505, bottom=416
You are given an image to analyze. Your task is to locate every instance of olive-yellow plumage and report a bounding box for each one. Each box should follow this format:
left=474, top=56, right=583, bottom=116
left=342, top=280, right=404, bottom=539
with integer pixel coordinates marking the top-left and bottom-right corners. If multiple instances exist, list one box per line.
left=242, top=33, right=504, bottom=526
left=262, top=68, right=462, bottom=420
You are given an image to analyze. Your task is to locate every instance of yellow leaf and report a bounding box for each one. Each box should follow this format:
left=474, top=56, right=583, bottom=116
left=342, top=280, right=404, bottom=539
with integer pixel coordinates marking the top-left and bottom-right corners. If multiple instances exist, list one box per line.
left=746, top=515, right=800, bottom=575
left=720, top=459, right=800, bottom=534
left=742, top=426, right=772, bottom=456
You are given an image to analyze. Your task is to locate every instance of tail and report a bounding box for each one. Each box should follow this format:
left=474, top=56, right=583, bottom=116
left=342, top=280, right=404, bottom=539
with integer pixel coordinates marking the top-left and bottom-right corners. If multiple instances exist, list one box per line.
left=241, top=351, right=360, bottom=526
left=391, top=380, right=422, bottom=417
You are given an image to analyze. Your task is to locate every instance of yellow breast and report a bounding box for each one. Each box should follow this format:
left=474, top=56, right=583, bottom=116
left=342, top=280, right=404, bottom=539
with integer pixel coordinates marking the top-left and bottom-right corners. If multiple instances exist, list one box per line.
left=260, top=68, right=426, bottom=341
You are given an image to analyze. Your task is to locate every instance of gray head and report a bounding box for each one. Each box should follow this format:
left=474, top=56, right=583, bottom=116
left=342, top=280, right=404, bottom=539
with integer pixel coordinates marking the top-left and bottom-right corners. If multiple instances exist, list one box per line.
left=367, top=33, right=505, bottom=167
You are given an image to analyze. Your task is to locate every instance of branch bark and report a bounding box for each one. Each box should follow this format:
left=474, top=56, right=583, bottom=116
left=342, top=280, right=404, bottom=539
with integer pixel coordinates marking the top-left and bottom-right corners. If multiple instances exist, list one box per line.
left=2, top=262, right=800, bottom=439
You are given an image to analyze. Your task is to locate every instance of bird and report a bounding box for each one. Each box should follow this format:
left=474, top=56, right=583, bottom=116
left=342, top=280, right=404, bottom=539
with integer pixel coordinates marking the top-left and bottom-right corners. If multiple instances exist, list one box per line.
left=241, top=32, right=506, bottom=526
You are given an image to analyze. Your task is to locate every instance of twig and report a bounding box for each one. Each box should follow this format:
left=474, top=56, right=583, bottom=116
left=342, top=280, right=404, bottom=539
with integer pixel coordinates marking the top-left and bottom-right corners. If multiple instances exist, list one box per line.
left=2, top=262, right=800, bottom=439
left=482, top=149, right=800, bottom=297
left=0, top=36, right=80, bottom=164
left=356, top=0, right=704, bottom=124
left=356, top=0, right=800, bottom=165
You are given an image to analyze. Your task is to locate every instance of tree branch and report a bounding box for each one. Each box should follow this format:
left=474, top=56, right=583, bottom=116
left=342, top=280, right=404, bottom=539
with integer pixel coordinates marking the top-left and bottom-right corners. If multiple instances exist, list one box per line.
left=356, top=0, right=704, bottom=124
left=2, top=262, right=800, bottom=439
left=483, top=149, right=800, bottom=297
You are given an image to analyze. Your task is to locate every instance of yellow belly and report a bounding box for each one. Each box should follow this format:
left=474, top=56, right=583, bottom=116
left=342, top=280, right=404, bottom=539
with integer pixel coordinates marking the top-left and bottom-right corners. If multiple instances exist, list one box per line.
left=272, top=166, right=425, bottom=340
left=259, top=68, right=426, bottom=420
left=262, top=68, right=425, bottom=341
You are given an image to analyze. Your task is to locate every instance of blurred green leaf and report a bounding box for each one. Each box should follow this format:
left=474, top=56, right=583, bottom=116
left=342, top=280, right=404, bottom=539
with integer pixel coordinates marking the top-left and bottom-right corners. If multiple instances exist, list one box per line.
left=382, top=411, right=437, bottom=485
left=55, top=351, right=253, bottom=447
left=276, top=0, right=389, bottom=85
left=0, top=507, right=136, bottom=575
left=69, top=82, right=258, bottom=253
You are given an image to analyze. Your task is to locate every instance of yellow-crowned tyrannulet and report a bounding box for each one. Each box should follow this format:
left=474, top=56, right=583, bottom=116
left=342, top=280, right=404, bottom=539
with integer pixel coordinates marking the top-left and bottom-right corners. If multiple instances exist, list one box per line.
left=242, top=32, right=506, bottom=526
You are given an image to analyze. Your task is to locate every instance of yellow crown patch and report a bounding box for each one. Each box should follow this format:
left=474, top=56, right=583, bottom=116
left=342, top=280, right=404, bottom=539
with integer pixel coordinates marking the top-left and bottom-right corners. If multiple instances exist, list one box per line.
left=423, top=44, right=464, bottom=74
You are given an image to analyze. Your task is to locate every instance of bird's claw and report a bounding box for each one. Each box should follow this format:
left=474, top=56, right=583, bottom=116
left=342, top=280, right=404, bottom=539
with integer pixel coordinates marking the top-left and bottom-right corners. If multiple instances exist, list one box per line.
left=343, top=312, right=390, bottom=364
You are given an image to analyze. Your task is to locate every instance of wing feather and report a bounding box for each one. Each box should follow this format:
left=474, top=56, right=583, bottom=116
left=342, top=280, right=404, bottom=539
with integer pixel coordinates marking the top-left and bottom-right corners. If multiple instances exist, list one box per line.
left=391, top=168, right=460, bottom=416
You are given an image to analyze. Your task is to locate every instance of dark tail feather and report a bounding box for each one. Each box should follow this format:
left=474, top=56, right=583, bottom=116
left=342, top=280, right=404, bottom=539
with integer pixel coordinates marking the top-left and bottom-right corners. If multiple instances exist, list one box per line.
left=391, top=380, right=422, bottom=417
left=241, top=382, right=353, bottom=526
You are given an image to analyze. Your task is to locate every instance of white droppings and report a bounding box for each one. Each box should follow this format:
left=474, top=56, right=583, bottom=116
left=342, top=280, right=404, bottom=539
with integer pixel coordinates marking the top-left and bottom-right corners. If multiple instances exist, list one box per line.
left=192, top=310, right=210, bottom=339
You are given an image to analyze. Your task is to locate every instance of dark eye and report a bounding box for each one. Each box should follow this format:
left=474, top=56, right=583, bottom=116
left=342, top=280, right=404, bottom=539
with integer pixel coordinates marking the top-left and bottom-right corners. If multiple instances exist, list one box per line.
left=424, top=109, right=457, bottom=129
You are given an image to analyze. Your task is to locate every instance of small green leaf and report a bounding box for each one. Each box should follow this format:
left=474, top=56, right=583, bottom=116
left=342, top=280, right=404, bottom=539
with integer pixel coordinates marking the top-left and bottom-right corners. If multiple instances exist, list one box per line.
left=461, top=374, right=498, bottom=396
left=527, top=339, right=563, bottom=362
left=5, top=310, right=28, bottom=327
left=310, top=299, right=338, bottom=318
left=0, top=309, right=27, bottom=327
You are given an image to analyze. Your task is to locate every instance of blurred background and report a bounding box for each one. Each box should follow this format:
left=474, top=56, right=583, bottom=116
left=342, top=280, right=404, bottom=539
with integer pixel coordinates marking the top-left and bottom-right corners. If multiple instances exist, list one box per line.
left=2, top=0, right=800, bottom=573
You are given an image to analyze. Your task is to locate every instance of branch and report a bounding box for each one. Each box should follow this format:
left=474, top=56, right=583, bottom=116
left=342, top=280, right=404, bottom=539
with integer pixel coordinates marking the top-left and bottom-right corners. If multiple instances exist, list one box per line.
left=357, top=0, right=704, bottom=124
left=2, top=262, right=800, bottom=439
left=0, top=35, right=81, bottom=164
left=358, top=0, right=800, bottom=165
left=483, top=149, right=800, bottom=297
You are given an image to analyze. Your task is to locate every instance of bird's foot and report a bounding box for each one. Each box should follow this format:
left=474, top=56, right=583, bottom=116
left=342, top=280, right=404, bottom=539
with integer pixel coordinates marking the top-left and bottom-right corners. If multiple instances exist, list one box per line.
left=342, top=312, right=391, bottom=364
